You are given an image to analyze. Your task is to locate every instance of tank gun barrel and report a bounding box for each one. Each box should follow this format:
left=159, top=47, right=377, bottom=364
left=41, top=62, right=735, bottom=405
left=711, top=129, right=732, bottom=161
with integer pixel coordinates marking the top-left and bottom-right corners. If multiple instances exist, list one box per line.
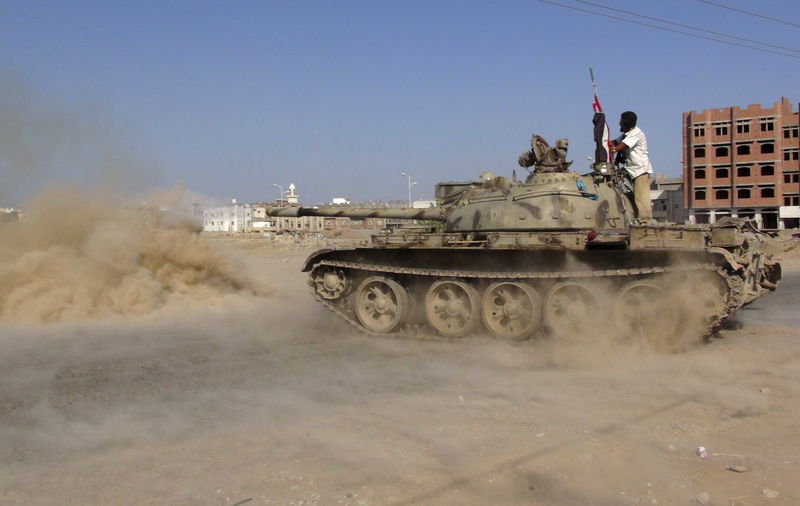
left=264, top=206, right=443, bottom=221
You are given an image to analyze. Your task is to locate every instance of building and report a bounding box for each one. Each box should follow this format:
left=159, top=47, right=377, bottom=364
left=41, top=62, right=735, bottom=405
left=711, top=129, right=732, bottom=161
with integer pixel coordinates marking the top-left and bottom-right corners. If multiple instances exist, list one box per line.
left=1, top=208, right=21, bottom=222
left=285, top=183, right=299, bottom=205
left=200, top=183, right=438, bottom=235
left=248, top=203, right=274, bottom=232
left=275, top=214, right=326, bottom=233
left=268, top=199, right=438, bottom=234
left=202, top=199, right=252, bottom=233
left=649, top=175, right=685, bottom=223
left=412, top=200, right=436, bottom=209
left=683, top=97, right=800, bottom=229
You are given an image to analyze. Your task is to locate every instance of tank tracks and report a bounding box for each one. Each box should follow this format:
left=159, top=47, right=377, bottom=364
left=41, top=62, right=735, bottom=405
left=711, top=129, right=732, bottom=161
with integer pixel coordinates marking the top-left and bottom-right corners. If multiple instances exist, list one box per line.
left=307, top=259, right=741, bottom=341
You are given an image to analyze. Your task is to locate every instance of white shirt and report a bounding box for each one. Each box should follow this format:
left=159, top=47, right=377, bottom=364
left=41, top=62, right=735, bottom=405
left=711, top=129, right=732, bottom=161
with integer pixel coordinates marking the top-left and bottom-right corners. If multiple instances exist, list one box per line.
left=618, top=126, right=653, bottom=179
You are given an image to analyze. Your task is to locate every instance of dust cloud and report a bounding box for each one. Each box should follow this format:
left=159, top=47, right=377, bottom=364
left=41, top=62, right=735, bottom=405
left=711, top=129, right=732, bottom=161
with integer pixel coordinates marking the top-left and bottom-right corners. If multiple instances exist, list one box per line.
left=0, top=72, right=348, bottom=475
left=0, top=185, right=271, bottom=323
left=482, top=252, right=724, bottom=366
left=0, top=193, right=337, bottom=466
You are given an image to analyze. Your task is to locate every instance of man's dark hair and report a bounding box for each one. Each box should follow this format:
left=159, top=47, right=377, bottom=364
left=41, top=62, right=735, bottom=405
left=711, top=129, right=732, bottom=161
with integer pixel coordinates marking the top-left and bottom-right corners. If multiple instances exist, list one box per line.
left=620, top=111, right=637, bottom=131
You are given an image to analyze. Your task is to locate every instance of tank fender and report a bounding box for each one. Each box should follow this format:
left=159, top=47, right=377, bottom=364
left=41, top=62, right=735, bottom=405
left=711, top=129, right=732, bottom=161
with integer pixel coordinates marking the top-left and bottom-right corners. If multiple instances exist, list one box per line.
left=708, top=246, right=743, bottom=273
left=301, top=249, right=337, bottom=272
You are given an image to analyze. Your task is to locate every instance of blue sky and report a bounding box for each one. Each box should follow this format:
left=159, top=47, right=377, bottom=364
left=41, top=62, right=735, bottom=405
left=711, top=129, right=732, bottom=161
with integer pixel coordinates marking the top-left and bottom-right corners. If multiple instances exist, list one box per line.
left=1, top=0, right=798, bottom=206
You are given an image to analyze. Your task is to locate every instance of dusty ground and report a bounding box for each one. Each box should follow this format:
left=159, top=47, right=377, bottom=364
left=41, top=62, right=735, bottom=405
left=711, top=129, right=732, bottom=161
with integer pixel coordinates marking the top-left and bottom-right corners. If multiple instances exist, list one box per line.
left=1, top=238, right=799, bottom=506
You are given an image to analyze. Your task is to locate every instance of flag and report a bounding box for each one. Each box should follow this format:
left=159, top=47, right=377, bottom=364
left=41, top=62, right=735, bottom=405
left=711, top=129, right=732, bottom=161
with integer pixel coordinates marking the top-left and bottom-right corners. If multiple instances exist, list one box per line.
left=590, top=68, right=611, bottom=164
left=593, top=111, right=611, bottom=164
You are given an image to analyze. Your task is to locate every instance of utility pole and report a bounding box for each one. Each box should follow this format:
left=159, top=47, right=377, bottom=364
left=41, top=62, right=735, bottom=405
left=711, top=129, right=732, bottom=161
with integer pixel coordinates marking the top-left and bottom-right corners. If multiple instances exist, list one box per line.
left=400, top=172, right=417, bottom=208
left=272, top=183, right=284, bottom=204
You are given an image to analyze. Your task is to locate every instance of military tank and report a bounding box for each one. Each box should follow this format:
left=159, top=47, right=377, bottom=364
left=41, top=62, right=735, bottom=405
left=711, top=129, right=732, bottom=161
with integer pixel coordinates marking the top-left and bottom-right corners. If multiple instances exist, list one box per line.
left=265, top=135, right=781, bottom=344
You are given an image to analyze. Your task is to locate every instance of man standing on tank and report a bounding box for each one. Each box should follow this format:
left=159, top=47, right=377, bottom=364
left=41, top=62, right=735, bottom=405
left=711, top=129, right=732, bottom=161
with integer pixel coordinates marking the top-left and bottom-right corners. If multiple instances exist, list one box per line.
left=609, top=111, right=653, bottom=222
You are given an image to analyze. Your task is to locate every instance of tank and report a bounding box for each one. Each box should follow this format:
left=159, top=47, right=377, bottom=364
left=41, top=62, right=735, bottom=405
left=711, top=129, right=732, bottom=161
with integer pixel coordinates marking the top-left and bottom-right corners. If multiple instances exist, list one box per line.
left=265, top=135, right=781, bottom=344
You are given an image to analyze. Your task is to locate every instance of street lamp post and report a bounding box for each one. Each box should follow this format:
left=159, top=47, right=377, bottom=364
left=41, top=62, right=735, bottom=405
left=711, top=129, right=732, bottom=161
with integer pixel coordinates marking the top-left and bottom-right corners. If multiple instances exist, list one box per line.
left=272, top=183, right=284, bottom=204
left=400, top=172, right=417, bottom=208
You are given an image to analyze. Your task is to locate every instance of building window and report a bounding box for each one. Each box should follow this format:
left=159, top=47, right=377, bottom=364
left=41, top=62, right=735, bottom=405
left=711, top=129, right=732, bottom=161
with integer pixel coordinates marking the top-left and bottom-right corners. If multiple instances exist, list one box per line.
left=760, top=143, right=775, bottom=154
left=737, top=188, right=751, bottom=199
left=737, top=166, right=751, bottom=177
left=737, top=144, right=750, bottom=155
left=783, top=127, right=799, bottom=138
left=715, top=189, right=729, bottom=199
left=694, top=147, right=706, bottom=158
left=761, top=187, right=775, bottom=198
left=695, top=169, right=706, bottom=179
left=736, top=122, right=750, bottom=134
left=760, top=118, right=775, bottom=131
left=785, top=195, right=800, bottom=206
left=694, top=126, right=705, bottom=137
left=715, top=167, right=729, bottom=178
left=714, top=146, right=729, bottom=157
left=760, top=165, right=774, bottom=176
left=785, top=173, right=800, bottom=183
left=785, top=149, right=799, bottom=161
left=715, top=125, right=729, bottom=136
left=695, top=189, right=706, bottom=200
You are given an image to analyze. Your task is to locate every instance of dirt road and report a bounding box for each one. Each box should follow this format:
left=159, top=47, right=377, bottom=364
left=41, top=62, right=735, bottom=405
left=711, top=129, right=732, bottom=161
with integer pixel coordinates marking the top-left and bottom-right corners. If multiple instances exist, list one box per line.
left=1, top=241, right=798, bottom=505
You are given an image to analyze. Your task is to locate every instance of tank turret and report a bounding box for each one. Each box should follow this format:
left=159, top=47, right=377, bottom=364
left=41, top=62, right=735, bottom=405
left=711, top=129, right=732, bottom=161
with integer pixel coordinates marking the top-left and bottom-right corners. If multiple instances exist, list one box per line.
left=267, top=137, right=633, bottom=234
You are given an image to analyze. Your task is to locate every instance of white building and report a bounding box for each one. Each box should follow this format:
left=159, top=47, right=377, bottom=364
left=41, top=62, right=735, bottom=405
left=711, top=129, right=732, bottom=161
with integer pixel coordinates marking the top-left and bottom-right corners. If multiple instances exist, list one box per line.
left=203, top=199, right=252, bottom=233
left=412, top=200, right=436, bottom=209
left=286, top=183, right=299, bottom=205
left=0, top=208, right=21, bottom=222
left=249, top=204, right=275, bottom=232
left=649, top=176, right=686, bottom=223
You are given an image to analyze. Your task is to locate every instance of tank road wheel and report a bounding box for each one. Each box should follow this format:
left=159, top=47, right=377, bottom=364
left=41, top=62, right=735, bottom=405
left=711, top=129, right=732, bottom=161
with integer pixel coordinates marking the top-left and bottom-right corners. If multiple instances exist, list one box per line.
left=425, top=280, right=480, bottom=338
left=354, top=276, right=409, bottom=334
left=543, top=281, right=602, bottom=340
left=613, top=280, right=676, bottom=344
left=692, top=270, right=730, bottom=328
left=311, top=266, right=350, bottom=300
left=481, top=282, right=543, bottom=341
